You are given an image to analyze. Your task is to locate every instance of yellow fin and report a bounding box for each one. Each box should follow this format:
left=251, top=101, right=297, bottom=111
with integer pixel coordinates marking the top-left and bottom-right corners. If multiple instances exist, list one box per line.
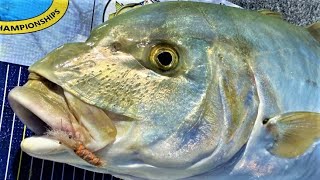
left=109, top=2, right=142, bottom=20
left=108, top=2, right=123, bottom=20
left=258, top=9, right=282, bottom=19
left=115, top=1, right=123, bottom=11
left=265, top=112, right=320, bottom=158
left=307, top=22, right=320, bottom=42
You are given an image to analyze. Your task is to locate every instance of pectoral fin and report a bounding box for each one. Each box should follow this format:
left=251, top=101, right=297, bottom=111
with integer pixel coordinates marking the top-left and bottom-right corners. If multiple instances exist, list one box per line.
left=264, top=112, right=320, bottom=158
left=307, top=22, right=320, bottom=42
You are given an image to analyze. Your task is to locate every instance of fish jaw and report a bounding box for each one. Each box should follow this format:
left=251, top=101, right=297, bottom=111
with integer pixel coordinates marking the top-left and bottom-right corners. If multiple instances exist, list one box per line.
left=8, top=80, right=76, bottom=135
left=20, top=136, right=90, bottom=166
left=8, top=78, right=117, bottom=160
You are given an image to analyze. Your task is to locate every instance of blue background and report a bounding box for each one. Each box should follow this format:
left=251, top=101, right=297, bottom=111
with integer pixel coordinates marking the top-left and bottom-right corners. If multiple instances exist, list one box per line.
left=0, top=0, right=52, bottom=21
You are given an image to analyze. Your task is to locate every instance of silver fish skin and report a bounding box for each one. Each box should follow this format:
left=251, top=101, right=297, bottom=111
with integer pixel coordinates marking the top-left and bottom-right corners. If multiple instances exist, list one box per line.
left=8, top=2, right=320, bottom=180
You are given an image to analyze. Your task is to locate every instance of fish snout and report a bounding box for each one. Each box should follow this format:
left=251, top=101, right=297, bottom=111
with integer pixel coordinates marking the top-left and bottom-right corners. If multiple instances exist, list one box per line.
left=8, top=77, right=117, bottom=161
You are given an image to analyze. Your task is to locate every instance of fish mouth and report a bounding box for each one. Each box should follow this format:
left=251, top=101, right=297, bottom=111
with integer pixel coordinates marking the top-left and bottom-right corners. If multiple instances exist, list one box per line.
left=8, top=73, right=117, bottom=158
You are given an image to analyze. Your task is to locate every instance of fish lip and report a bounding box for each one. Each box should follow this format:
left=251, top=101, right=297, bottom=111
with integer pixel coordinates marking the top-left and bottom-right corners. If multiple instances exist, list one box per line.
left=8, top=83, right=77, bottom=156
left=8, top=77, right=119, bottom=146
left=8, top=88, right=47, bottom=135
left=8, top=86, right=72, bottom=135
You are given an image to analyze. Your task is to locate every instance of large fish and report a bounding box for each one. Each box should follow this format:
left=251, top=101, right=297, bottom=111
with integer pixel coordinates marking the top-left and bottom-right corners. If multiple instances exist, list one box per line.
left=8, top=2, right=320, bottom=179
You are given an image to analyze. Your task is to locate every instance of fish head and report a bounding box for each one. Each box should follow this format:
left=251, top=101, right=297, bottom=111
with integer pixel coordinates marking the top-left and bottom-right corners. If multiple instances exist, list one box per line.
left=8, top=2, right=259, bottom=179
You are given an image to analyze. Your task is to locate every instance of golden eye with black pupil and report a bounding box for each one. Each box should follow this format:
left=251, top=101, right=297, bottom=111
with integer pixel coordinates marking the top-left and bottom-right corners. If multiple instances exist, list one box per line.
left=150, top=45, right=179, bottom=71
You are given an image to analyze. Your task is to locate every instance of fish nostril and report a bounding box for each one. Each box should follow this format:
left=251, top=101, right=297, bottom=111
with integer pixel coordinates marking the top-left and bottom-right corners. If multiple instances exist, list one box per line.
left=262, top=118, right=270, bottom=125
left=110, top=42, right=122, bottom=52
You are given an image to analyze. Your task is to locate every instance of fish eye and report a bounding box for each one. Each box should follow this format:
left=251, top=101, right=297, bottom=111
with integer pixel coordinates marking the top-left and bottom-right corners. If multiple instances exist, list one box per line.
left=150, top=45, right=178, bottom=71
